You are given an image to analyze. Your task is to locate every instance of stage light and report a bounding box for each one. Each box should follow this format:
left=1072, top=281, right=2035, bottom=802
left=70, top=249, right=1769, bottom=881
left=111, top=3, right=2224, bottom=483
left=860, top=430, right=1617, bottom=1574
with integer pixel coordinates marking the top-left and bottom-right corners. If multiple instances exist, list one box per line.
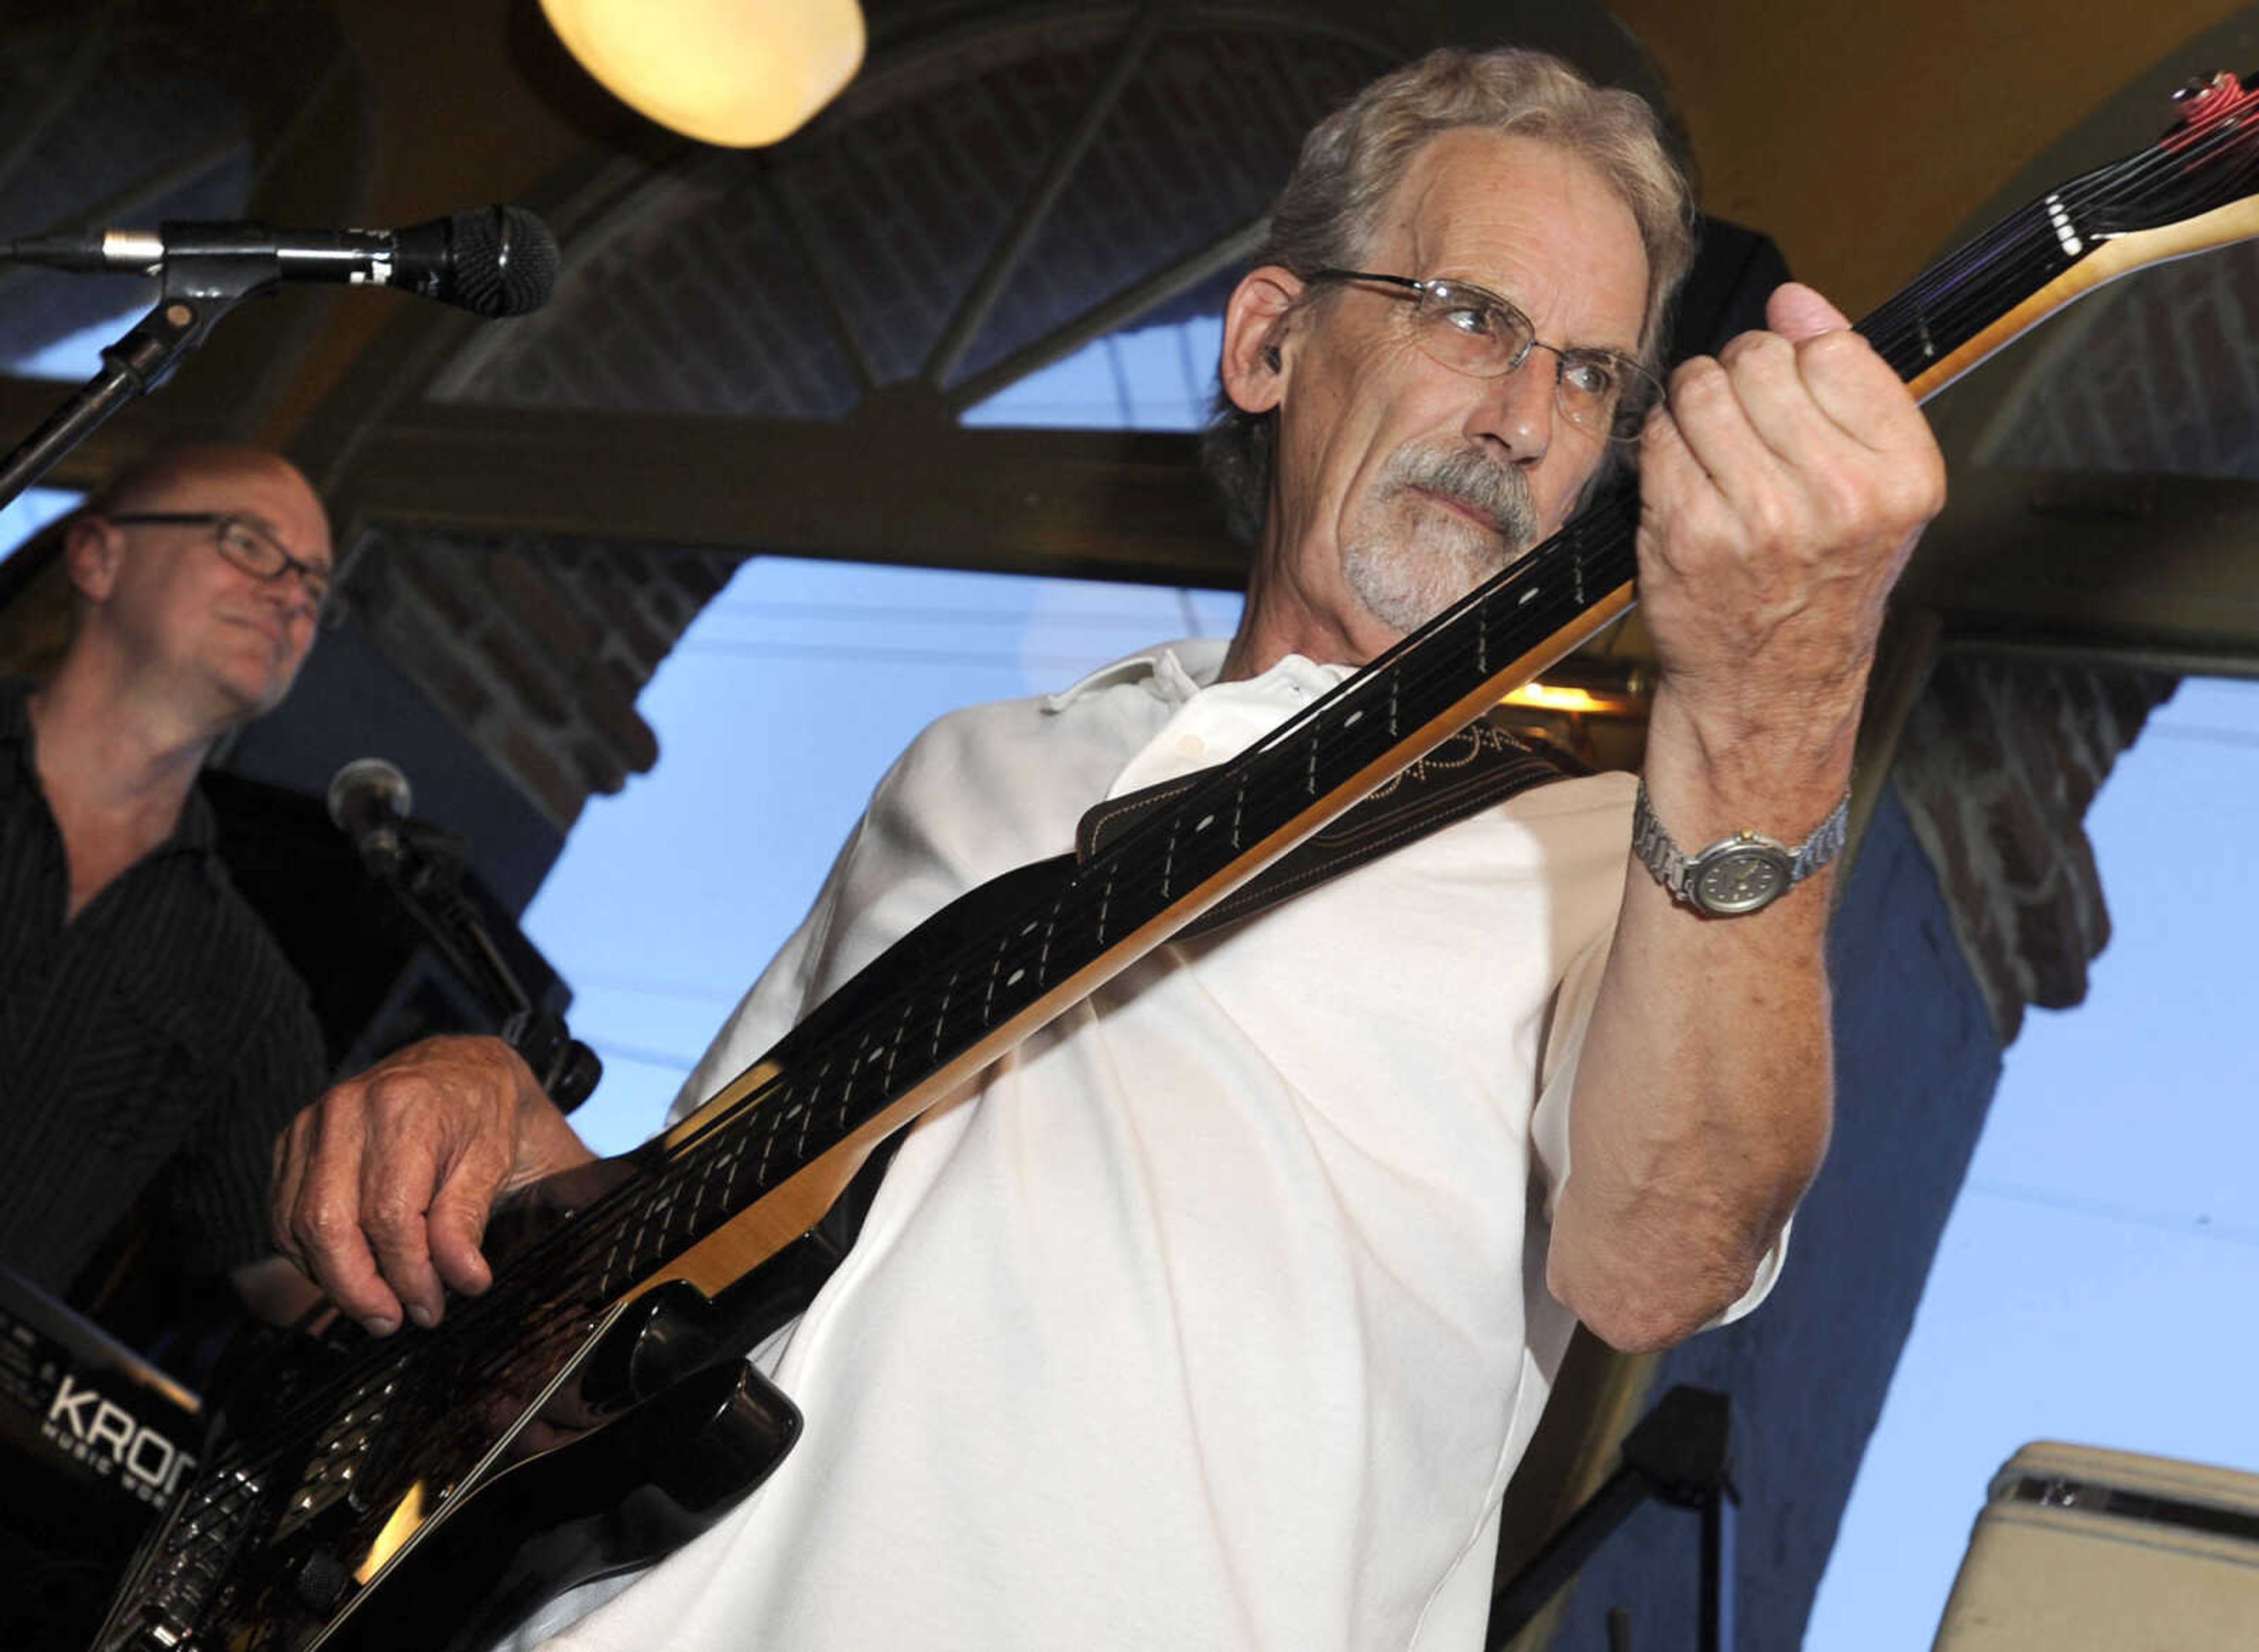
left=541, top=0, right=866, bottom=148
left=1501, top=682, right=1624, bottom=716
left=355, top=1480, right=427, bottom=1584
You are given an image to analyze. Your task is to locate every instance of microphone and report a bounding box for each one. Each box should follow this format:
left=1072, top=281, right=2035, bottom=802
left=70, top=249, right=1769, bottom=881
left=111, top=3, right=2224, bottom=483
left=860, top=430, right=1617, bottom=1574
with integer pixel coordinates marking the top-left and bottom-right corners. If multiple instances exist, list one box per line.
left=326, top=757, right=414, bottom=876
left=2, top=206, right=559, bottom=318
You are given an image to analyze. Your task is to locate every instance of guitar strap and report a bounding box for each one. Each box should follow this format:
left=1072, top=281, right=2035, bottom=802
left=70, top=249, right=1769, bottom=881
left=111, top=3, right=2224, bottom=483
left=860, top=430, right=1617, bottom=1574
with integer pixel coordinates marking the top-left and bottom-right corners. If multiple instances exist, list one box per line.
left=802, top=717, right=1588, bottom=1263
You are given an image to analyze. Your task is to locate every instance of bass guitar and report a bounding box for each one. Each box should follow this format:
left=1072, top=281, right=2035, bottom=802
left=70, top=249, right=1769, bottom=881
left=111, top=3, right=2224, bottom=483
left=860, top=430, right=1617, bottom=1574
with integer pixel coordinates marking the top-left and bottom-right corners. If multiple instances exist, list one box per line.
left=89, top=69, right=2259, bottom=1652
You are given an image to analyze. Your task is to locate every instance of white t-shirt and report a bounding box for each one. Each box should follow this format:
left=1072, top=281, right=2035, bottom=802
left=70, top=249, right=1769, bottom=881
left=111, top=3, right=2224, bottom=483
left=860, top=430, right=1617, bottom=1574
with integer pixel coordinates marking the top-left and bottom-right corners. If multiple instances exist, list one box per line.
left=525, top=640, right=1778, bottom=1652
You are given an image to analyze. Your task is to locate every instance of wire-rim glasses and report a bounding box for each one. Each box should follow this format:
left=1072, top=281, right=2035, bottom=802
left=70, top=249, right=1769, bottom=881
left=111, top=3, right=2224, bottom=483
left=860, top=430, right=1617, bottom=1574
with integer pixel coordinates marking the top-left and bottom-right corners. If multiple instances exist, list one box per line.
left=1305, top=268, right=1658, bottom=444
left=106, top=511, right=341, bottom=620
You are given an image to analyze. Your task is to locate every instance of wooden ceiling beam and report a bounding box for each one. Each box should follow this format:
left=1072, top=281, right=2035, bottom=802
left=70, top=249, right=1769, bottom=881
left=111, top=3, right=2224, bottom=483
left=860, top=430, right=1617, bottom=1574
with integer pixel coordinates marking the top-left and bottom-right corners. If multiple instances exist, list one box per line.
left=332, top=403, right=1251, bottom=589
left=1904, top=464, right=2259, bottom=666
left=0, top=372, right=207, bottom=495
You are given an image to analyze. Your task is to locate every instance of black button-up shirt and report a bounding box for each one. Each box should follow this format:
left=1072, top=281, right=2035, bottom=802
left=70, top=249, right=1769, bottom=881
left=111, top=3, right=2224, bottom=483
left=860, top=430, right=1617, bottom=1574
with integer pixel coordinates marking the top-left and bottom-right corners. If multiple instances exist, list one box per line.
left=0, top=681, right=325, bottom=1293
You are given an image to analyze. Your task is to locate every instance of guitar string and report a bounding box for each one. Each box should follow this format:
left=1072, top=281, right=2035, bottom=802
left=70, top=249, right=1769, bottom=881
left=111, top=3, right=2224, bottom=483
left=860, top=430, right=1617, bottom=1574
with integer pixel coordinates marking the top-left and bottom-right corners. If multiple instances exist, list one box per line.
left=1864, top=189, right=2067, bottom=350
left=1875, top=116, right=2259, bottom=371
left=1864, top=142, right=2144, bottom=341
left=1901, top=95, right=2259, bottom=323
left=206, top=114, right=2252, bottom=1504
left=1824, top=149, right=2104, bottom=357
left=1861, top=103, right=2255, bottom=366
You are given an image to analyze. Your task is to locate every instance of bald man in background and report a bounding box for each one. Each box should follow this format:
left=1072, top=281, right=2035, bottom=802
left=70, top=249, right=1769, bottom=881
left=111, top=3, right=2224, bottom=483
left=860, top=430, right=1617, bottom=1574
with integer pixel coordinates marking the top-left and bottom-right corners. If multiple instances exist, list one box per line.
left=1, top=442, right=333, bottom=1324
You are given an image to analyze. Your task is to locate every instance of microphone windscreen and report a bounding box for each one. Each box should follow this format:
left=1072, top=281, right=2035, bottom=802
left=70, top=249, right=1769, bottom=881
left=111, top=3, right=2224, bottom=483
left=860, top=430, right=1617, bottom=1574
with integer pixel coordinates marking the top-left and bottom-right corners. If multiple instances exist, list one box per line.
left=326, top=757, right=413, bottom=835
left=445, top=205, right=559, bottom=318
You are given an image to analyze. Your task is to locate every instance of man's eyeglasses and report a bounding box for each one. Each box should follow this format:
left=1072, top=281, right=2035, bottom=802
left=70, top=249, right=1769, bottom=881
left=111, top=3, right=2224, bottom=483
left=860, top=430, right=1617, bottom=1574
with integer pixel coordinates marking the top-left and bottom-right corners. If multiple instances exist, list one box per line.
left=106, top=512, right=339, bottom=617
left=1304, top=269, right=1659, bottom=444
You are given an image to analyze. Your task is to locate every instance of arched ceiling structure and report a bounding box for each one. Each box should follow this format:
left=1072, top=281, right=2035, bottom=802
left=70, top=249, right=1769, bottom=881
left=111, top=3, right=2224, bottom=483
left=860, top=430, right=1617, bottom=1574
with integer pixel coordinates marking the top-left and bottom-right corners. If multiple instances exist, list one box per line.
left=0, top=0, right=370, bottom=454
left=291, top=1, right=1421, bottom=590
left=0, top=0, right=1670, bottom=862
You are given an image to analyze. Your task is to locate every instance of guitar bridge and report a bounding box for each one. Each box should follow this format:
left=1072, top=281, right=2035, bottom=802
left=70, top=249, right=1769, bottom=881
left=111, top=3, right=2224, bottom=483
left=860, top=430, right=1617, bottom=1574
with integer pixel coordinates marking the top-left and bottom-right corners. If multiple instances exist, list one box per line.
left=98, top=1465, right=266, bottom=1651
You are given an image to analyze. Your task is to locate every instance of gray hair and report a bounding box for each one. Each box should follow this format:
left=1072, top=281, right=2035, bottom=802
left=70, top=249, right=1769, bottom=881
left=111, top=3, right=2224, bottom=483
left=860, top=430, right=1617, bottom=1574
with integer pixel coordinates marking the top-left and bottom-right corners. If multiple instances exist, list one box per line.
left=1201, top=46, right=1697, bottom=543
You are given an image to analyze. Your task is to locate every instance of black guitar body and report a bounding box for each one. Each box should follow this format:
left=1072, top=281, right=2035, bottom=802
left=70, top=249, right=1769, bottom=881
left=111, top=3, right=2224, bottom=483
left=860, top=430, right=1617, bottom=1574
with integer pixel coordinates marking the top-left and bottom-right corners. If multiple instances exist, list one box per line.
left=315, top=1348, right=799, bottom=1652
left=108, top=1248, right=815, bottom=1652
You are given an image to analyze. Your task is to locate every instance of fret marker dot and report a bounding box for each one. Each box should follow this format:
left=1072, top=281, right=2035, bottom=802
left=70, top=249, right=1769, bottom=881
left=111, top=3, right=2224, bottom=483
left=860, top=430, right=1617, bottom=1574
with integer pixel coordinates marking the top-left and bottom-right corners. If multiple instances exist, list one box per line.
left=1007, top=968, right=1026, bottom=987
left=1195, top=814, right=1214, bottom=831
left=1345, top=710, right=1363, bottom=727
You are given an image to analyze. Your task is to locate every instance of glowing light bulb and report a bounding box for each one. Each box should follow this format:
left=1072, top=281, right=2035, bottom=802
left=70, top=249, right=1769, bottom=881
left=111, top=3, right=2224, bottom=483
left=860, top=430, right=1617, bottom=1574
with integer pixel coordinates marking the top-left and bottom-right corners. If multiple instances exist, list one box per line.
left=542, top=0, right=867, bottom=148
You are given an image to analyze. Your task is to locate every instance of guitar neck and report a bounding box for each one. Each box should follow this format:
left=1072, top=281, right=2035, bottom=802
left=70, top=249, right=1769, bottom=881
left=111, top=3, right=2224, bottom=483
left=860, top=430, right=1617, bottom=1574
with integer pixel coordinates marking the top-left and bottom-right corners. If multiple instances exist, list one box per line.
left=1868, top=95, right=2259, bottom=401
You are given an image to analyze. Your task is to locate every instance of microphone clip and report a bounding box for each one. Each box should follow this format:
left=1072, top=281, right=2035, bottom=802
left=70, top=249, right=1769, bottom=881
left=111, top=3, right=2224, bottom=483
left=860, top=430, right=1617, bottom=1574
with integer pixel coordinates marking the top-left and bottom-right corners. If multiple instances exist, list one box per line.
left=0, top=261, right=271, bottom=509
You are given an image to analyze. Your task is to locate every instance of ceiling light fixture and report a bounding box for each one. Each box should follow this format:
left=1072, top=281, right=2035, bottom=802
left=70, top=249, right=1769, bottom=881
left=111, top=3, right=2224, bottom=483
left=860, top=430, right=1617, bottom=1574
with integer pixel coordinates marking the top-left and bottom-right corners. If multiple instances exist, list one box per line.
left=540, top=0, right=866, bottom=148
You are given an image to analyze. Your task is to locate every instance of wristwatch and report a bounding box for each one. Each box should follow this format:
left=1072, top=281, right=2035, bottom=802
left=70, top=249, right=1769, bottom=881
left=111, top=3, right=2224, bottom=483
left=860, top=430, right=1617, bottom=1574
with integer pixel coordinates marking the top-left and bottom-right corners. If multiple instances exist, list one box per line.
left=1630, top=778, right=1851, bottom=917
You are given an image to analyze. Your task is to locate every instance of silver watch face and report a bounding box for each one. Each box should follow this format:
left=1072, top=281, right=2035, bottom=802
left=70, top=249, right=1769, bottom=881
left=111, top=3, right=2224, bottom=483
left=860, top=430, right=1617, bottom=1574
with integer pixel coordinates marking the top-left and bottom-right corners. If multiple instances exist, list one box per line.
left=1691, top=843, right=1794, bottom=915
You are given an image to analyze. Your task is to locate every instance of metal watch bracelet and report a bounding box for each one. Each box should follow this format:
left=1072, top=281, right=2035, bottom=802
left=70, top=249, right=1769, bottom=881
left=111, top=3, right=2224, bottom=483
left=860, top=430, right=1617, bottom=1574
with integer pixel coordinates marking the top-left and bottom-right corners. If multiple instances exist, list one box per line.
left=1630, top=778, right=1851, bottom=917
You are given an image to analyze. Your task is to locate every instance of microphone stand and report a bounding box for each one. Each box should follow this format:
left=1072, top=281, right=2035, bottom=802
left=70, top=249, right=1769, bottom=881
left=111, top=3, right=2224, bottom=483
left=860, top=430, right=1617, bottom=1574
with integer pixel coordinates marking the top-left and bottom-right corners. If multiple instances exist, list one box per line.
left=362, top=821, right=604, bottom=1114
left=1485, top=1385, right=1738, bottom=1652
left=0, top=243, right=278, bottom=511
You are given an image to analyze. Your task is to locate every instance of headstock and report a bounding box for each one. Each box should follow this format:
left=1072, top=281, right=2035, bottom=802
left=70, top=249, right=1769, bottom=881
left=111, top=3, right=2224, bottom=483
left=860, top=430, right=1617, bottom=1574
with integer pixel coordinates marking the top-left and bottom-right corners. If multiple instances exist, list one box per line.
left=2164, top=70, right=2259, bottom=148
left=2076, top=69, right=2259, bottom=240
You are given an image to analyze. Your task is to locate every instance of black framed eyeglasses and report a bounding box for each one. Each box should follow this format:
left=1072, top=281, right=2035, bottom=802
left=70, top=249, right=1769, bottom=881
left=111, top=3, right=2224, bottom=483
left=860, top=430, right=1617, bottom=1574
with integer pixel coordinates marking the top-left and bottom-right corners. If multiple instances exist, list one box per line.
left=1305, top=268, right=1659, bottom=444
left=106, top=511, right=341, bottom=618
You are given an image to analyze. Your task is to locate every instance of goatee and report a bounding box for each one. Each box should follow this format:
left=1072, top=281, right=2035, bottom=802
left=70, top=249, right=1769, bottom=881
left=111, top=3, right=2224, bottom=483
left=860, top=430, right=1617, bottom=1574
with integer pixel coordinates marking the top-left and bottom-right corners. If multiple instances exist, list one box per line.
left=1341, top=444, right=1541, bottom=632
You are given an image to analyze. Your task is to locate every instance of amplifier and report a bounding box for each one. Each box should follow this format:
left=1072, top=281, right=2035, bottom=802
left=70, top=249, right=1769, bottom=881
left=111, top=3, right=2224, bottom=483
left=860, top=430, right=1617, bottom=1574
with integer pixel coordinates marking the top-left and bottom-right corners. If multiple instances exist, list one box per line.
left=1934, top=1439, right=2259, bottom=1649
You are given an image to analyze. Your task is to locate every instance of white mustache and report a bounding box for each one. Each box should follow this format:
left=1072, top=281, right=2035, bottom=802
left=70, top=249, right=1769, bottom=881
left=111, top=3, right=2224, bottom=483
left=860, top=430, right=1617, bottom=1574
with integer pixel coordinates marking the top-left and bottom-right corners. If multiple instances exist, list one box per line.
left=1386, top=446, right=1539, bottom=549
